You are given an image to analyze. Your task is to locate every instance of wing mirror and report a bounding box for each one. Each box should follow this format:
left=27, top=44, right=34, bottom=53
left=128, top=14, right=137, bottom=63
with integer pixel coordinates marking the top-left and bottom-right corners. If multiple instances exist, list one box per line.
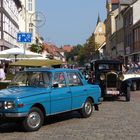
left=52, top=83, right=59, bottom=88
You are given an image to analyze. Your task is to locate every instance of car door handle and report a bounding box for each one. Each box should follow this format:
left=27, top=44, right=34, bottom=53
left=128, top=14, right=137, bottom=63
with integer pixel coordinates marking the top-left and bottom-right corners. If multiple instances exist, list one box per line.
left=84, top=89, right=88, bottom=91
left=67, top=91, right=71, bottom=93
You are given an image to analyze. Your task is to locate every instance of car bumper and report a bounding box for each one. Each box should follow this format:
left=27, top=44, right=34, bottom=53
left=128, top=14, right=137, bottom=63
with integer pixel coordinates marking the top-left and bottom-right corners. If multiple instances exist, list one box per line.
left=98, top=97, right=103, bottom=104
left=0, top=112, right=28, bottom=118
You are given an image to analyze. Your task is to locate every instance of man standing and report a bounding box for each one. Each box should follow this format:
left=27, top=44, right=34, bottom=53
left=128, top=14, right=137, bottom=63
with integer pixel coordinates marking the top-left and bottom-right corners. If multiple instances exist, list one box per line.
left=0, top=64, right=6, bottom=81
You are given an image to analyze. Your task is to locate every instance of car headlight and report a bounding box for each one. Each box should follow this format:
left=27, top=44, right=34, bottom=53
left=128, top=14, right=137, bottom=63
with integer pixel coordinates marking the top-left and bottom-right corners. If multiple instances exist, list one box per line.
left=100, top=74, right=105, bottom=80
left=4, top=101, right=15, bottom=109
left=119, top=74, right=124, bottom=81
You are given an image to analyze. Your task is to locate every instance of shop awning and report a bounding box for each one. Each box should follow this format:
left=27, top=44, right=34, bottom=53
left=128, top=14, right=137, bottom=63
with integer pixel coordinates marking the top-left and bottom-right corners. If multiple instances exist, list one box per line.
left=10, top=59, right=63, bottom=67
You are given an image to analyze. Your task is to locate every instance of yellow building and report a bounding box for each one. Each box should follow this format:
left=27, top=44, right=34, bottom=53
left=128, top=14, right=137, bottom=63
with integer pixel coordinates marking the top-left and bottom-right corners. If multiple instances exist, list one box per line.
left=93, top=15, right=106, bottom=50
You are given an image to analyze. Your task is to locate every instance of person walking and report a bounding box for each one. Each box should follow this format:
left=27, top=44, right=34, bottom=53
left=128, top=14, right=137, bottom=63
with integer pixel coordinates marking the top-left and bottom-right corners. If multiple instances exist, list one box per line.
left=0, top=64, right=6, bottom=81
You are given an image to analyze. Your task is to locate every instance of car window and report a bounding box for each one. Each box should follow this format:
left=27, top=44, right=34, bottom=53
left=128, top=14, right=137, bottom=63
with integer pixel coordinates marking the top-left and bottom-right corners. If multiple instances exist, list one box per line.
left=98, top=64, right=109, bottom=70
left=9, top=72, right=51, bottom=88
left=98, top=64, right=121, bottom=71
left=53, top=72, right=66, bottom=88
left=67, top=72, right=83, bottom=86
left=28, top=72, right=51, bottom=87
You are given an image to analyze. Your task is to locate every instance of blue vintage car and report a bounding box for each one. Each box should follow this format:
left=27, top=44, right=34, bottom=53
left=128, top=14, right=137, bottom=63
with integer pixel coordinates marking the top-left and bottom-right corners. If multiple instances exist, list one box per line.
left=0, top=68, right=101, bottom=131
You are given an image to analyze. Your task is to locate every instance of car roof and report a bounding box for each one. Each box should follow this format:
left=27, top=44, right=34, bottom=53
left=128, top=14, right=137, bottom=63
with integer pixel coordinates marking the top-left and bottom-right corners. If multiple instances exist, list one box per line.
left=91, top=59, right=123, bottom=64
left=25, top=68, right=80, bottom=73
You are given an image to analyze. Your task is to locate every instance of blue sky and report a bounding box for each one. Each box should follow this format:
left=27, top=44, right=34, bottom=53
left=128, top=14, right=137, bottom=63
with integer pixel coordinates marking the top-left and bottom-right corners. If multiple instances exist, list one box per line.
left=36, top=0, right=106, bottom=47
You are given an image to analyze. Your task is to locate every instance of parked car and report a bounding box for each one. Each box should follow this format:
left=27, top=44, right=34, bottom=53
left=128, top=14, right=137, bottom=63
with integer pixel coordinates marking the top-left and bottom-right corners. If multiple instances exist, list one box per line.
left=123, top=67, right=140, bottom=91
left=0, top=68, right=101, bottom=131
left=90, top=60, right=131, bottom=101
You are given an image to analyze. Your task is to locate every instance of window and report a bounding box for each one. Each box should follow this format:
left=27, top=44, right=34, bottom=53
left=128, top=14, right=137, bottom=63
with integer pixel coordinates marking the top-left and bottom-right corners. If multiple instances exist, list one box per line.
left=29, top=28, right=33, bottom=34
left=53, top=72, right=66, bottom=88
left=28, top=0, right=32, bottom=11
left=29, top=23, right=33, bottom=33
left=134, top=28, right=139, bottom=43
left=67, top=72, right=83, bottom=86
left=29, top=23, right=33, bottom=27
left=11, top=72, right=52, bottom=88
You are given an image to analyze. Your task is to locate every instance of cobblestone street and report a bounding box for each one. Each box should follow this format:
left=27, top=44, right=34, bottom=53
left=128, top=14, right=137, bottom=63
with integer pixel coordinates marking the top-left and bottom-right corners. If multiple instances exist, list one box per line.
left=0, top=91, right=140, bottom=140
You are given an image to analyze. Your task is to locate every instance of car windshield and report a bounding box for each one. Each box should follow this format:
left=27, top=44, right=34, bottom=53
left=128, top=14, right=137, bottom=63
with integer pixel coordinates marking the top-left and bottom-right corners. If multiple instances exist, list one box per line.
left=8, top=71, right=52, bottom=88
left=98, top=64, right=121, bottom=71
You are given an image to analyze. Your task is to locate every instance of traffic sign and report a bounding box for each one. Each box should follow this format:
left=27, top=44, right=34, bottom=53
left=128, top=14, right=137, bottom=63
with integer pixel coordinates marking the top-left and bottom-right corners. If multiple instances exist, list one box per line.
left=17, top=33, right=32, bottom=43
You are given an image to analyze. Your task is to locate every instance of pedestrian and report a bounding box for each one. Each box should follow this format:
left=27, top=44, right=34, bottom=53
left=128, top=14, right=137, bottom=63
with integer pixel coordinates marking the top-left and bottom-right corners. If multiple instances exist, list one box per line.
left=0, top=64, right=6, bottom=81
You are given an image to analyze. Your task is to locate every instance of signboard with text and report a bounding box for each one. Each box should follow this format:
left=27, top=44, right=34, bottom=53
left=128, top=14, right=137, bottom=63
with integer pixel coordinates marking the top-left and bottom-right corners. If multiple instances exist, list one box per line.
left=17, top=33, right=32, bottom=43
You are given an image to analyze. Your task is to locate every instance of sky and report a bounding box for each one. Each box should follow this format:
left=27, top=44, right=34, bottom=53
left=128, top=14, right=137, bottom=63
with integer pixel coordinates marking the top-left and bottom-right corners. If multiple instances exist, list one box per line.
left=36, top=0, right=107, bottom=47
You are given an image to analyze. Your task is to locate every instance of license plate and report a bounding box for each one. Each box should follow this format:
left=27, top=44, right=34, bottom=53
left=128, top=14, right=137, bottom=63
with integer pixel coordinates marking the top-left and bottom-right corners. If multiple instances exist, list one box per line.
left=107, top=90, right=119, bottom=95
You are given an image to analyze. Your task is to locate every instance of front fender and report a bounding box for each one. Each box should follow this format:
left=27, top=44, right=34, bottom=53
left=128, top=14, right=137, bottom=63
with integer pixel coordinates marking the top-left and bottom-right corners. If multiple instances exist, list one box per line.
left=121, top=79, right=132, bottom=89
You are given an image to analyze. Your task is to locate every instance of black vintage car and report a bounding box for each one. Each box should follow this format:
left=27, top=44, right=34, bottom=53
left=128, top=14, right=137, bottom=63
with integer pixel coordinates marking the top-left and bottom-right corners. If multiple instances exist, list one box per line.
left=90, top=60, right=131, bottom=101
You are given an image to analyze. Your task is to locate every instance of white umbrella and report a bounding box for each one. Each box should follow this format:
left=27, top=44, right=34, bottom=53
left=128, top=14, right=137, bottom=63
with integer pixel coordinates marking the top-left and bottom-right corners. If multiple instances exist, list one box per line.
left=0, top=48, right=42, bottom=60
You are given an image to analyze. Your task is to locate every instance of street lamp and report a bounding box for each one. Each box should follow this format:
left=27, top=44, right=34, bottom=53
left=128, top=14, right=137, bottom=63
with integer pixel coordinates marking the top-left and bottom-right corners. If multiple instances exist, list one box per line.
left=30, top=11, right=46, bottom=53
left=24, top=0, right=27, bottom=58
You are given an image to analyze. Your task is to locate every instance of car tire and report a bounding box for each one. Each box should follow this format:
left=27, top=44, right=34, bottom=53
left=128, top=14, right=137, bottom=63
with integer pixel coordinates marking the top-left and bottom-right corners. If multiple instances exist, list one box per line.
left=132, top=82, right=137, bottom=91
left=80, top=98, right=93, bottom=118
left=22, top=107, right=44, bottom=132
left=125, top=86, right=130, bottom=102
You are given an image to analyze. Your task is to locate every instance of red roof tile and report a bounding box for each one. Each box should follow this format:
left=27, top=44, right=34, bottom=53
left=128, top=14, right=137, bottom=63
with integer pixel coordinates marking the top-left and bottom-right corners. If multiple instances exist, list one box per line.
left=61, top=45, right=73, bottom=52
left=111, top=0, right=119, bottom=3
left=42, top=43, right=64, bottom=56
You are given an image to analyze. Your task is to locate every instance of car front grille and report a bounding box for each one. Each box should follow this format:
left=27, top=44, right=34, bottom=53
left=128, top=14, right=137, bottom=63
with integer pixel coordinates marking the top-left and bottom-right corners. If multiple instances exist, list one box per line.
left=106, top=73, right=117, bottom=88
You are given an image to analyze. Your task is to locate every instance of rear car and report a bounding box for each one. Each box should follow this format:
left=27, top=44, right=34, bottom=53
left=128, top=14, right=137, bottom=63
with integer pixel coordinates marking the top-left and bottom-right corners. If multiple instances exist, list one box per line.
left=90, top=60, right=131, bottom=101
left=123, top=67, right=140, bottom=91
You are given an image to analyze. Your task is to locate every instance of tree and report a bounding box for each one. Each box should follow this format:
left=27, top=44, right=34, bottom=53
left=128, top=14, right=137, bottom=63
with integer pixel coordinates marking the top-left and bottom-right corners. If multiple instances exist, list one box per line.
left=77, top=46, right=86, bottom=65
left=30, top=44, right=42, bottom=53
left=65, top=44, right=82, bottom=62
left=77, top=34, right=99, bottom=65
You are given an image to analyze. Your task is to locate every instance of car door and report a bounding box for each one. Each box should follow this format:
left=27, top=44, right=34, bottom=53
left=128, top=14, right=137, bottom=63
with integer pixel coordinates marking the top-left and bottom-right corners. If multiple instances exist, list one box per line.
left=67, top=72, right=87, bottom=109
left=50, top=72, right=72, bottom=114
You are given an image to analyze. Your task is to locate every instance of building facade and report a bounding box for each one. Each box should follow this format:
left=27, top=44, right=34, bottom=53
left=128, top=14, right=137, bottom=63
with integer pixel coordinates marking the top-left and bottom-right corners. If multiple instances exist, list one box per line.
left=0, top=0, right=21, bottom=51
left=115, top=11, right=125, bottom=58
left=42, top=43, right=65, bottom=62
left=123, top=6, right=133, bottom=64
left=132, top=0, right=140, bottom=62
left=18, top=0, right=36, bottom=47
left=105, top=0, right=119, bottom=58
left=94, top=22, right=106, bottom=48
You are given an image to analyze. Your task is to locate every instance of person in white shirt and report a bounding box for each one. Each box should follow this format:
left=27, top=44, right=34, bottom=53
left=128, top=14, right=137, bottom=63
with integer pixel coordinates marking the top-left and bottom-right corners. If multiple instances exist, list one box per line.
left=0, top=64, right=6, bottom=81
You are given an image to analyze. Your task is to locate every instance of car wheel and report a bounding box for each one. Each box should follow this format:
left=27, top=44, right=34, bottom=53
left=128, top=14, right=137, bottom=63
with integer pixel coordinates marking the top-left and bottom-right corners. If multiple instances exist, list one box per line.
left=80, top=98, right=93, bottom=118
left=132, top=82, right=137, bottom=91
left=125, top=86, right=130, bottom=102
left=22, top=107, right=44, bottom=132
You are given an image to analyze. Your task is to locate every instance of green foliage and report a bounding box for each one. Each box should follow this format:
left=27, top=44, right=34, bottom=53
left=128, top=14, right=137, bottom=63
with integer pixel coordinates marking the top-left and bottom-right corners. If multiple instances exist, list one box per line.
left=30, top=44, right=42, bottom=53
left=64, top=35, right=99, bottom=66
left=77, top=34, right=99, bottom=65
left=77, top=46, right=86, bottom=65
left=65, top=44, right=82, bottom=62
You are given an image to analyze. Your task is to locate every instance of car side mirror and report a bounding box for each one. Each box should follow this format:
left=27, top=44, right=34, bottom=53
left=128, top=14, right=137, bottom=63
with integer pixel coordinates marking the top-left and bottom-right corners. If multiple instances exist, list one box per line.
left=53, top=83, right=59, bottom=88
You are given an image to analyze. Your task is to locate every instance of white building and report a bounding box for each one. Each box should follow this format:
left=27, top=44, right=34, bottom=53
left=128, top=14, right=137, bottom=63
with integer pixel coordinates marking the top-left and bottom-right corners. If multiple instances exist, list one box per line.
left=18, top=0, right=36, bottom=47
left=133, top=0, right=140, bottom=24
left=0, top=0, right=22, bottom=51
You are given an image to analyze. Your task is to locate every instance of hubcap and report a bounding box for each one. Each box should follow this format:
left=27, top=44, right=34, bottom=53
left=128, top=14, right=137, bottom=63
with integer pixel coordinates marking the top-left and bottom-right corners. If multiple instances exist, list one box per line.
left=27, top=112, right=41, bottom=129
left=85, top=101, right=92, bottom=115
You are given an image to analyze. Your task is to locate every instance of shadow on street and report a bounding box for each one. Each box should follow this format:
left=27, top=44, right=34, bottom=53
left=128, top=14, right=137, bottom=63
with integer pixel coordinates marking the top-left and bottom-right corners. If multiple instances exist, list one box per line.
left=0, top=111, right=81, bottom=133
